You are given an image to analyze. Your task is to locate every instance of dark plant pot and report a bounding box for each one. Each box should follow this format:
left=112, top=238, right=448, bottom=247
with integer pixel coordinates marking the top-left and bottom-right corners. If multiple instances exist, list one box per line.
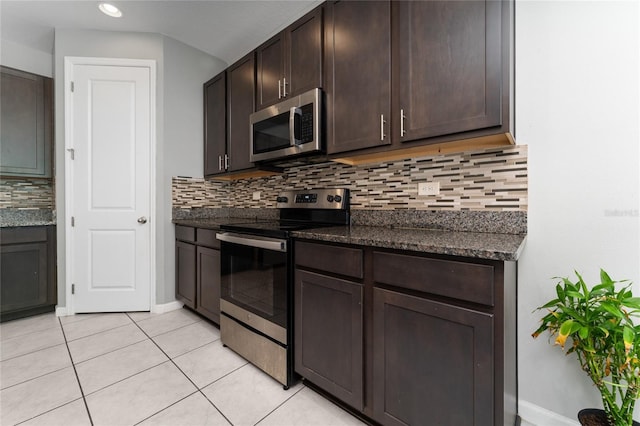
left=578, top=408, right=640, bottom=426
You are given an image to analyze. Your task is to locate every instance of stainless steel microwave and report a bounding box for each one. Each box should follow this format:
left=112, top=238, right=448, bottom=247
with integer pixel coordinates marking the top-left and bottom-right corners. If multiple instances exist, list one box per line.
left=250, top=88, right=322, bottom=163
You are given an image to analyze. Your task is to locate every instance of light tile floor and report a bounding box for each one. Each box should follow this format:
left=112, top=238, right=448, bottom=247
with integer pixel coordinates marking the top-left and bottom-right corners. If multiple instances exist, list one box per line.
left=0, top=309, right=367, bottom=426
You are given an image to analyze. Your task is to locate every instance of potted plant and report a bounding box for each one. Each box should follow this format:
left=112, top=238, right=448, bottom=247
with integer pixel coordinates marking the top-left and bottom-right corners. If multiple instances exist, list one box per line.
left=532, top=269, right=640, bottom=426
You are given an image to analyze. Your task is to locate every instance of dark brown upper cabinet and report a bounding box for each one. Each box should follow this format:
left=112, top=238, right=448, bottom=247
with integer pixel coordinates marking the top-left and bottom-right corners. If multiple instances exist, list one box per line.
left=326, top=0, right=513, bottom=159
left=325, top=0, right=391, bottom=154
left=256, top=6, right=323, bottom=110
left=392, top=0, right=505, bottom=143
left=204, top=72, right=227, bottom=176
left=0, top=66, right=53, bottom=178
left=226, top=52, right=256, bottom=173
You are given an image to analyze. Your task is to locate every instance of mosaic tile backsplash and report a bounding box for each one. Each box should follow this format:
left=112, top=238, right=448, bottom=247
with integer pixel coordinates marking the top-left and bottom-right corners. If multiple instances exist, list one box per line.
left=173, top=145, right=528, bottom=212
left=0, top=179, right=54, bottom=209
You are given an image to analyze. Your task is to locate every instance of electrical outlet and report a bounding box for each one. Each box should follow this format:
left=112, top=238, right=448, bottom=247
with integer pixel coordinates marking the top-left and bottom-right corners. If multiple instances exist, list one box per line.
left=252, top=191, right=261, bottom=201
left=418, top=182, right=440, bottom=196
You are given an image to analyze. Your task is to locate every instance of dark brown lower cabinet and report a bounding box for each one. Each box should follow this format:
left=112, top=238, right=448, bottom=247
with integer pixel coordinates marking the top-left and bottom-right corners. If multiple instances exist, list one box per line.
left=175, top=225, right=221, bottom=324
left=196, top=246, right=221, bottom=324
left=294, top=239, right=517, bottom=426
left=175, top=240, right=196, bottom=309
left=1, top=226, right=56, bottom=322
left=294, top=269, right=364, bottom=410
left=372, top=288, right=494, bottom=425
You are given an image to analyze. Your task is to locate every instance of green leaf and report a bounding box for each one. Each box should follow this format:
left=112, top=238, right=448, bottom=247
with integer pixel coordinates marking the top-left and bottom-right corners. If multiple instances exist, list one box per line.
left=624, top=326, right=634, bottom=345
left=539, top=299, right=561, bottom=310
left=599, top=302, right=624, bottom=319
left=556, top=283, right=565, bottom=301
left=591, top=282, right=614, bottom=294
left=575, top=271, right=589, bottom=296
left=578, top=326, right=589, bottom=339
left=622, top=298, right=640, bottom=310
left=600, top=269, right=613, bottom=285
left=565, top=291, right=583, bottom=299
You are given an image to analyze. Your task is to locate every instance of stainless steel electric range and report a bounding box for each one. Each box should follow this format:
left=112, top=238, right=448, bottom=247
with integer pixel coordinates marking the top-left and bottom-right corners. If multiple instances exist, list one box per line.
left=215, top=188, right=350, bottom=389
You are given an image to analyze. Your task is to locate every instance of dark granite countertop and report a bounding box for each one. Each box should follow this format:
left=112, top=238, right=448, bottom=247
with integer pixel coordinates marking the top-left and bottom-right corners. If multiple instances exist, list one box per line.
left=0, top=209, right=55, bottom=227
left=174, top=217, right=526, bottom=261
left=292, top=225, right=526, bottom=261
left=172, top=217, right=261, bottom=230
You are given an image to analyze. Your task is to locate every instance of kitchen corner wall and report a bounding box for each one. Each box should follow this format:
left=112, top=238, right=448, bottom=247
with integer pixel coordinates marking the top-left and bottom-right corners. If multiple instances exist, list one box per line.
left=173, top=144, right=528, bottom=212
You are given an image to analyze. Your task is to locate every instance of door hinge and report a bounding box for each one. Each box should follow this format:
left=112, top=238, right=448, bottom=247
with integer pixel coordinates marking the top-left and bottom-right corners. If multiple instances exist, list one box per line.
left=71, top=216, right=75, bottom=227
left=71, top=82, right=74, bottom=92
left=72, top=284, right=75, bottom=295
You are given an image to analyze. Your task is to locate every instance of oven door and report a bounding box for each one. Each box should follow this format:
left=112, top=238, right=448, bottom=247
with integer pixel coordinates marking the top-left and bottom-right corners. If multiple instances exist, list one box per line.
left=216, top=232, right=289, bottom=345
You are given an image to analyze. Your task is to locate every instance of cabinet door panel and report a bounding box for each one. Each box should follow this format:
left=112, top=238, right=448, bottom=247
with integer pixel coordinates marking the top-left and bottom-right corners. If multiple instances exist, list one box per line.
left=325, top=0, right=391, bottom=154
left=256, top=35, right=284, bottom=110
left=1, top=242, right=49, bottom=312
left=176, top=241, right=196, bottom=309
left=295, top=269, right=363, bottom=410
left=227, top=53, right=255, bottom=172
left=196, top=246, right=221, bottom=324
left=373, top=288, right=494, bottom=426
left=393, top=0, right=502, bottom=141
left=287, top=7, right=323, bottom=97
left=0, top=67, right=52, bottom=177
left=204, top=73, right=226, bottom=176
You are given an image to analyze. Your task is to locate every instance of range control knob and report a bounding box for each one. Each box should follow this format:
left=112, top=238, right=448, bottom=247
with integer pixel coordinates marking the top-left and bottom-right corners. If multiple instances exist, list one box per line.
left=276, top=196, right=288, bottom=203
left=327, top=195, right=334, bottom=202
left=334, top=195, right=342, bottom=203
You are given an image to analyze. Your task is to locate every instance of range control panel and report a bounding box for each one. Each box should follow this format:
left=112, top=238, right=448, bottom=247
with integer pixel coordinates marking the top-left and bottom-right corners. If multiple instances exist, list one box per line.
left=276, top=188, right=349, bottom=210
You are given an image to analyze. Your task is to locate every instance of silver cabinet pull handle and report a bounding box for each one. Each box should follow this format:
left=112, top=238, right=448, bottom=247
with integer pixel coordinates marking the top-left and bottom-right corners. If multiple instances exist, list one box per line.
left=224, top=154, right=229, bottom=170
left=218, top=155, right=222, bottom=170
left=400, top=108, right=407, bottom=137
left=283, top=77, right=287, bottom=97
left=380, top=114, right=386, bottom=141
left=278, top=79, right=282, bottom=99
left=137, top=216, right=147, bottom=224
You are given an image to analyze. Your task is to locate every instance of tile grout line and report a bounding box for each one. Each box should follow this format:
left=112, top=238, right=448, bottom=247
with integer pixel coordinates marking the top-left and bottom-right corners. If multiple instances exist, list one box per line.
left=253, top=384, right=307, bottom=426
left=58, top=316, right=95, bottom=426
left=126, top=312, right=236, bottom=426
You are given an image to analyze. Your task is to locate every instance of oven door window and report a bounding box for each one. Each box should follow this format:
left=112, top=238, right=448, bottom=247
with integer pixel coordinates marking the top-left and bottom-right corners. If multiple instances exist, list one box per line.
left=220, top=242, right=288, bottom=329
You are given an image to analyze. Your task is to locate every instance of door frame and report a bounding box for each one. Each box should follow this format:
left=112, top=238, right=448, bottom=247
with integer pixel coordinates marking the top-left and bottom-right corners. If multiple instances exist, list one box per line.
left=64, top=56, right=157, bottom=315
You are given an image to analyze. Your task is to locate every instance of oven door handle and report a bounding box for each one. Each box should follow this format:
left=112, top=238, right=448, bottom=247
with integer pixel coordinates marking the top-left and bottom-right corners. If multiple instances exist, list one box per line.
left=216, top=232, right=287, bottom=252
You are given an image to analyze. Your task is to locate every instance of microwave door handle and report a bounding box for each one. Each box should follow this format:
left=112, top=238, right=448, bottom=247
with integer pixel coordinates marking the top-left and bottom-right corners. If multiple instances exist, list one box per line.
left=289, top=107, right=302, bottom=146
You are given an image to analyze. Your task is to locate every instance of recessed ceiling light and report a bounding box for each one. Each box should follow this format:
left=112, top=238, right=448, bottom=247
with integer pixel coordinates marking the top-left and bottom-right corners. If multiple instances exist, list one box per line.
left=98, top=3, right=122, bottom=18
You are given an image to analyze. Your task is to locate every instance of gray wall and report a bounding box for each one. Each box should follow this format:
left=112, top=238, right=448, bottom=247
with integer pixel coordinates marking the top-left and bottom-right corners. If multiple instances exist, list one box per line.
left=159, top=35, right=227, bottom=303
left=1, top=38, right=53, bottom=77
left=53, top=29, right=226, bottom=308
left=516, top=1, right=640, bottom=423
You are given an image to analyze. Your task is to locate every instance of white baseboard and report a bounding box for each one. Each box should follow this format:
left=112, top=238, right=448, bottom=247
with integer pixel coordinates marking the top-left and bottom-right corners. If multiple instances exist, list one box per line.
left=55, top=306, right=70, bottom=317
left=519, top=401, right=579, bottom=426
left=151, top=300, right=183, bottom=314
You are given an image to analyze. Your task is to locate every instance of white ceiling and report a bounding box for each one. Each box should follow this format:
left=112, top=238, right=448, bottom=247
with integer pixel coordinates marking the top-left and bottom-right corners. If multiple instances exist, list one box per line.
left=0, top=0, right=323, bottom=65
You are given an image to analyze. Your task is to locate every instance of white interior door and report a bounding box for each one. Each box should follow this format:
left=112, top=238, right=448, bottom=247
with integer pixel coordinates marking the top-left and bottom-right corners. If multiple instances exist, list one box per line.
left=67, top=60, right=153, bottom=312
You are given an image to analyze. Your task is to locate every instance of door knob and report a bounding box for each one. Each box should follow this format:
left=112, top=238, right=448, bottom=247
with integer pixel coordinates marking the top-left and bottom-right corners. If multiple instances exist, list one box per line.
left=137, top=216, right=148, bottom=224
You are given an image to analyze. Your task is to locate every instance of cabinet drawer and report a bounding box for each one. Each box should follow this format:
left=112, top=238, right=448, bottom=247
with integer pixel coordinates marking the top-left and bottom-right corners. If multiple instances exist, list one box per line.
left=373, top=252, right=494, bottom=306
left=0, top=227, right=49, bottom=244
left=175, top=225, right=195, bottom=243
left=196, top=228, right=220, bottom=249
left=296, top=241, right=363, bottom=279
